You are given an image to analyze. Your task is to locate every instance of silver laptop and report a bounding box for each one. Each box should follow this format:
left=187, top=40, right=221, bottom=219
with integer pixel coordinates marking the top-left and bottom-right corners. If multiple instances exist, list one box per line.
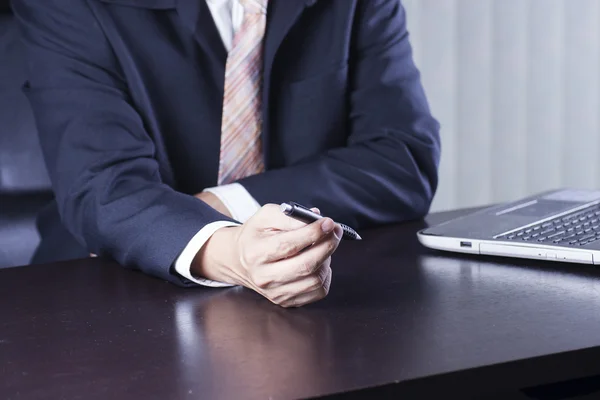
left=417, top=188, right=600, bottom=265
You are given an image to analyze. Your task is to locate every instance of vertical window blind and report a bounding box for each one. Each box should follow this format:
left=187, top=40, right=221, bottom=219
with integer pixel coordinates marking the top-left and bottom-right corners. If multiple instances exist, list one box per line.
left=402, top=0, right=600, bottom=211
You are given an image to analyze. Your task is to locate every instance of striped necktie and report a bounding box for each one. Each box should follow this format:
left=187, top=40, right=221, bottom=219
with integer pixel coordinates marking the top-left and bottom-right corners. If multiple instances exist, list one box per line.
left=217, top=0, right=268, bottom=185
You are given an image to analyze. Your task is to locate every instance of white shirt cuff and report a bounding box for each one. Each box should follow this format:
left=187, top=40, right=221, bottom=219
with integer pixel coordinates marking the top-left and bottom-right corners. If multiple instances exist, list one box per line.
left=203, top=183, right=261, bottom=223
left=173, top=220, right=239, bottom=287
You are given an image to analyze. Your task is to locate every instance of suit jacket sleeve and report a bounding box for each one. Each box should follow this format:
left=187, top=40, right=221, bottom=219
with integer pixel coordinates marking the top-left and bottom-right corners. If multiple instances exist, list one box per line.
left=13, top=0, right=234, bottom=286
left=239, top=0, right=441, bottom=228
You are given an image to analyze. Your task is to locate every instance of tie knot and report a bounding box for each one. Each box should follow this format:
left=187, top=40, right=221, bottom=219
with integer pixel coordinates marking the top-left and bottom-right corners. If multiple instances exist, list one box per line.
left=240, top=0, right=268, bottom=15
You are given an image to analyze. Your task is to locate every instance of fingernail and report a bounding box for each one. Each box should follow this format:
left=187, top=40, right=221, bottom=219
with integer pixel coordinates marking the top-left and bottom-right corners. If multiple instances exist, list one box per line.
left=321, top=218, right=334, bottom=233
left=333, top=224, right=343, bottom=239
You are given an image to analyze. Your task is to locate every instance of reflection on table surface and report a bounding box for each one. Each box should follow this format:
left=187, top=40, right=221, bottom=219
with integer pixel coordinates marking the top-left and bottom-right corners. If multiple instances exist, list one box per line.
left=175, top=288, right=333, bottom=399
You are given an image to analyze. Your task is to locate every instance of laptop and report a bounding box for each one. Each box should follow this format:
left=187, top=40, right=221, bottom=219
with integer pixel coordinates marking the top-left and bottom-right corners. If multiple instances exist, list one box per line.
left=417, top=188, right=600, bottom=265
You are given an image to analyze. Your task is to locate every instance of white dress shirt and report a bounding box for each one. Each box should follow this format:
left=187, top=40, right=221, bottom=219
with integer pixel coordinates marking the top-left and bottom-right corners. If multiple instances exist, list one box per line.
left=173, top=0, right=262, bottom=287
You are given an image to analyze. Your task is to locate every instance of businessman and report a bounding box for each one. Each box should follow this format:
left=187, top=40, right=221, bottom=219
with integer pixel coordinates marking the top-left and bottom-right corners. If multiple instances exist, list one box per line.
left=14, top=0, right=440, bottom=307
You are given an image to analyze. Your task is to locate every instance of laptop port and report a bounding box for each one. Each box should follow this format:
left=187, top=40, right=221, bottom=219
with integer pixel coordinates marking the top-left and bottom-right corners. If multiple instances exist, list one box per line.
left=460, top=241, right=472, bottom=248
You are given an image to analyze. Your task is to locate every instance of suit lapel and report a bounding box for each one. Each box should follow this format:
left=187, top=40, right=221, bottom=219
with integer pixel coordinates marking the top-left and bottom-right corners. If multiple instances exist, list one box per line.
left=263, top=0, right=317, bottom=75
left=261, top=0, right=317, bottom=165
left=175, top=0, right=228, bottom=66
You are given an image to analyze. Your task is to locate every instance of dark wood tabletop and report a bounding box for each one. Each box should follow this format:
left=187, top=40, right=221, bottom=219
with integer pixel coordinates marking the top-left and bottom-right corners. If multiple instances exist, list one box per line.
left=3, top=208, right=600, bottom=400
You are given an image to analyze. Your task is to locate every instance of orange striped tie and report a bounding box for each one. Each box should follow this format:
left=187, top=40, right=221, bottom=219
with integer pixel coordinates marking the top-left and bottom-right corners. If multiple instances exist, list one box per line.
left=218, top=0, right=268, bottom=185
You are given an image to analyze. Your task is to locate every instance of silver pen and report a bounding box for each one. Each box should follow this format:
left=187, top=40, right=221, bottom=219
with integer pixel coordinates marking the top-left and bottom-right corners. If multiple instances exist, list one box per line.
left=280, top=201, right=362, bottom=240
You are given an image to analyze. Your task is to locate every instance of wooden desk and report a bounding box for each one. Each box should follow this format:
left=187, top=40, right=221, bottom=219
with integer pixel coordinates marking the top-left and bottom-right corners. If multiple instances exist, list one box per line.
left=2, top=209, right=600, bottom=399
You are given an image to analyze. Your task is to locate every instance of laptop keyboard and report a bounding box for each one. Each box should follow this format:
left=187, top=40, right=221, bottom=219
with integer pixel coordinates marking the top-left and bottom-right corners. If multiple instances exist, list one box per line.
left=496, top=203, right=600, bottom=247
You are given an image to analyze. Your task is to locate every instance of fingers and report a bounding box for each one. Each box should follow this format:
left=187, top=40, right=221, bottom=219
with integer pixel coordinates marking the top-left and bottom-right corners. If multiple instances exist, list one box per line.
left=245, top=239, right=333, bottom=291
left=270, top=262, right=332, bottom=308
left=275, top=229, right=340, bottom=274
left=282, top=287, right=327, bottom=308
left=261, top=217, right=338, bottom=263
left=238, top=203, right=338, bottom=308
left=249, top=232, right=338, bottom=288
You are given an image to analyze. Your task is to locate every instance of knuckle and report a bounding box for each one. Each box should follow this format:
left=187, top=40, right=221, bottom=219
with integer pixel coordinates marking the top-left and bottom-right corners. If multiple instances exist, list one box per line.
left=300, top=259, right=315, bottom=275
left=280, top=299, right=295, bottom=308
left=238, top=254, right=251, bottom=271
left=252, top=204, right=276, bottom=223
left=265, top=246, right=278, bottom=262
left=325, top=239, right=336, bottom=254
left=266, top=293, right=281, bottom=305
left=241, top=253, right=256, bottom=269
left=275, top=240, right=292, bottom=256
left=322, top=280, right=331, bottom=295
left=265, top=245, right=285, bottom=263
left=312, top=265, right=332, bottom=295
left=262, top=203, right=279, bottom=215
left=252, top=272, right=275, bottom=290
left=310, top=223, right=325, bottom=240
left=246, top=247, right=267, bottom=266
left=273, top=298, right=286, bottom=307
left=248, top=269, right=260, bottom=284
left=329, top=233, right=340, bottom=247
left=306, top=276, right=323, bottom=292
left=270, top=291, right=290, bottom=306
left=323, top=235, right=338, bottom=253
left=241, top=247, right=255, bottom=263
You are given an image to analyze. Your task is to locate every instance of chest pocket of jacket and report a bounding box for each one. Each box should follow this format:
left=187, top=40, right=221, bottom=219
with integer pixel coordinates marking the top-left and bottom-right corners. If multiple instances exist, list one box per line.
left=275, top=63, right=349, bottom=166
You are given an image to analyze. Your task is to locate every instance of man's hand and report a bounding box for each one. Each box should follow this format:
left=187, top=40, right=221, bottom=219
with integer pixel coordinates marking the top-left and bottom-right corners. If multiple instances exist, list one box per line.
left=192, top=204, right=343, bottom=308
left=195, top=191, right=232, bottom=218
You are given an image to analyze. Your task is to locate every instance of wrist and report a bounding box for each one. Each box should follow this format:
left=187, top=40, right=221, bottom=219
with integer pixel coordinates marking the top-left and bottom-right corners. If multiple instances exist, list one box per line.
left=195, top=191, right=232, bottom=218
left=191, top=226, right=242, bottom=284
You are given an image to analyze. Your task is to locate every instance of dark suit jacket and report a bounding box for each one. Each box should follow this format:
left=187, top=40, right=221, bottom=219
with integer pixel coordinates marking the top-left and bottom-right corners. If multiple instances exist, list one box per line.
left=13, top=0, right=440, bottom=285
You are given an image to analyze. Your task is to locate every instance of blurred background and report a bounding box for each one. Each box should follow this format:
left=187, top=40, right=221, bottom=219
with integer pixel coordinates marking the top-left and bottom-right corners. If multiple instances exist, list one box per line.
left=403, top=0, right=600, bottom=211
